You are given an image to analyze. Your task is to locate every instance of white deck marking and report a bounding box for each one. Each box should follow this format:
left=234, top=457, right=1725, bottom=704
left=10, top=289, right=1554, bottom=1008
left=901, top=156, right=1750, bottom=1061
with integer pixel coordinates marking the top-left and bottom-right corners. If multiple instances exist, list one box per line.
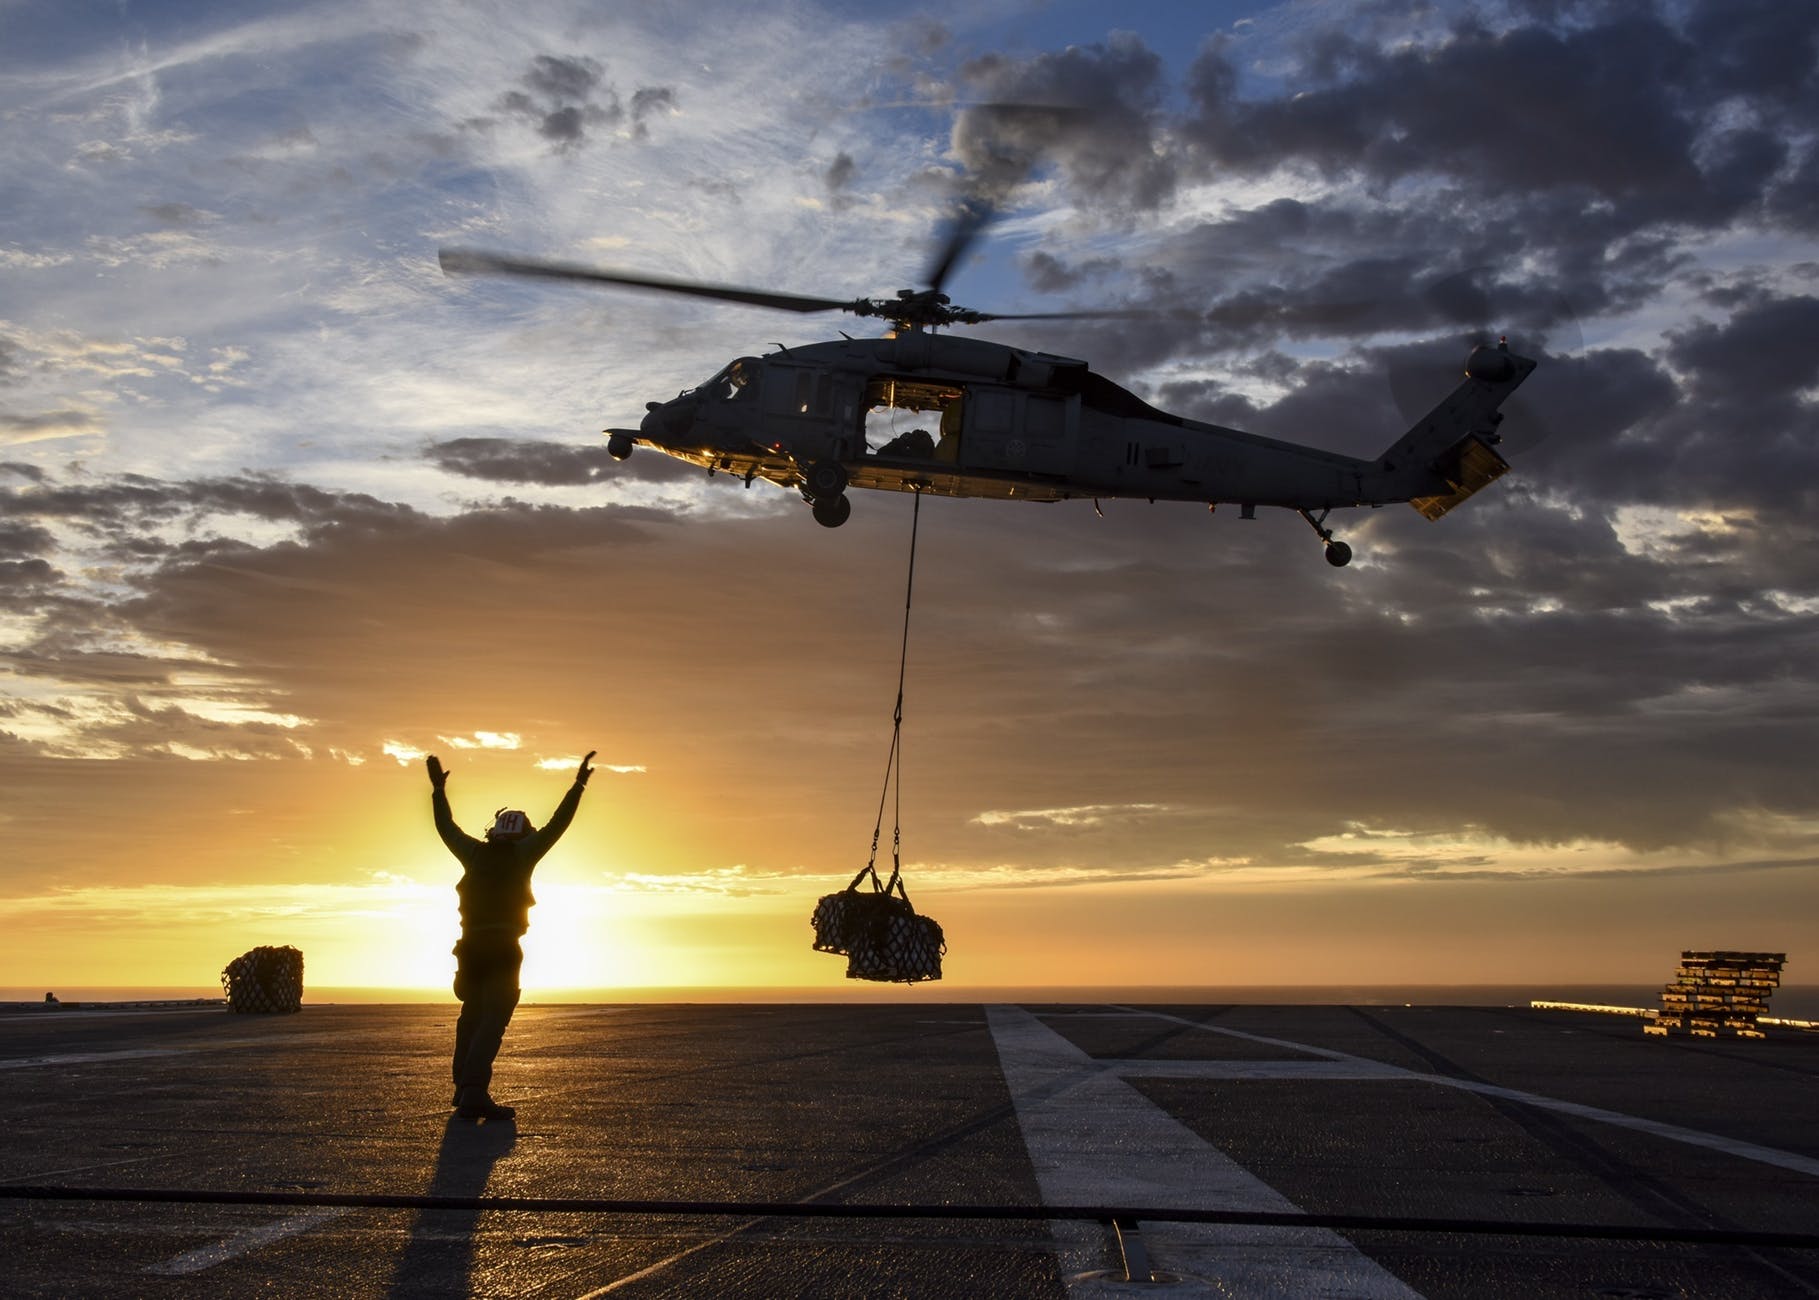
left=145, top=1208, right=348, bottom=1275
left=0, top=1155, right=158, bottom=1184
left=0, top=1022, right=479, bottom=1072
left=1121, top=1007, right=1819, bottom=1180
left=987, top=1005, right=1424, bottom=1299
left=0, top=1048, right=186, bottom=1071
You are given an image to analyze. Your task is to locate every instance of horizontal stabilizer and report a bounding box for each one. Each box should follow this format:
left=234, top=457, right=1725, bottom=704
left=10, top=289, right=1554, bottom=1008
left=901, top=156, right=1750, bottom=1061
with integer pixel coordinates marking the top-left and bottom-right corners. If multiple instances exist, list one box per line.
left=1410, top=435, right=1511, bottom=520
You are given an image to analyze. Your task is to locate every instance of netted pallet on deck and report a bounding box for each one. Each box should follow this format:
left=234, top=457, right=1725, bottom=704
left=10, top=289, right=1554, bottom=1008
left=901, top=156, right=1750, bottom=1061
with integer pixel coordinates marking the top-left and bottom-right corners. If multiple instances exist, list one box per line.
left=221, top=945, right=304, bottom=1014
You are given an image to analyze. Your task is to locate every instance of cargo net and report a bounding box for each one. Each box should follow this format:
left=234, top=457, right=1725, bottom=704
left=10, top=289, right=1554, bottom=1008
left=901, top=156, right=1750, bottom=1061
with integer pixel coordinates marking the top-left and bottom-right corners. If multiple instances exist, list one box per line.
left=1645, top=949, right=1785, bottom=1039
left=812, top=864, right=944, bottom=983
left=221, top=945, right=304, bottom=1014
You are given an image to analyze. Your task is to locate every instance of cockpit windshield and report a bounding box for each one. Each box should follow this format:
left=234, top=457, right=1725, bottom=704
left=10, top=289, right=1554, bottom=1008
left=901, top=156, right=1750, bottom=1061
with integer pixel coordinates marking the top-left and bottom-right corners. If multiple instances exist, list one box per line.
left=695, top=357, right=761, bottom=401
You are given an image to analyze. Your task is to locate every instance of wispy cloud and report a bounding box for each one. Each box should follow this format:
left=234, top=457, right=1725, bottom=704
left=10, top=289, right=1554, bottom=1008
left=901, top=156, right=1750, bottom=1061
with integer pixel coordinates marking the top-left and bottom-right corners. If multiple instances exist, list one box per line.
left=2, top=1, right=1817, bottom=985
left=973, top=802, right=1170, bottom=830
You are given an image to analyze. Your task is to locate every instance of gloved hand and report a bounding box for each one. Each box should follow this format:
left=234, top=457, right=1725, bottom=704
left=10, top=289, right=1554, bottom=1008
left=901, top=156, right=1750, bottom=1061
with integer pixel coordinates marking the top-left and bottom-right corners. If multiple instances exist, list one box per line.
left=426, top=755, right=448, bottom=790
left=576, top=750, right=597, bottom=787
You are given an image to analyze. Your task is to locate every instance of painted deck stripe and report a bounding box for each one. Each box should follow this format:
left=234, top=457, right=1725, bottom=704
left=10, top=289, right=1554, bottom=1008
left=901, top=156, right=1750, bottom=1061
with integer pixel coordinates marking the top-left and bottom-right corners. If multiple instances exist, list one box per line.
left=987, top=1004, right=1424, bottom=1299
left=145, top=1208, right=347, bottom=1275
left=1121, top=1008, right=1819, bottom=1181
left=0, top=1048, right=185, bottom=1071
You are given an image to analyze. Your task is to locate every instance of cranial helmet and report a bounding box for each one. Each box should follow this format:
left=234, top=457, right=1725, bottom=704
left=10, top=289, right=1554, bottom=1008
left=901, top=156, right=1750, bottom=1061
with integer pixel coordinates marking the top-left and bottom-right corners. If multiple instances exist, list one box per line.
left=487, top=808, right=532, bottom=841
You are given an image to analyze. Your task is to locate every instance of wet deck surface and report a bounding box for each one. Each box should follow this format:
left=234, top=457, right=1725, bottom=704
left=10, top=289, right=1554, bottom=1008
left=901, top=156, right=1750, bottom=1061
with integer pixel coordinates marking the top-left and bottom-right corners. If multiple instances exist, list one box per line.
left=1, top=1002, right=1815, bottom=1297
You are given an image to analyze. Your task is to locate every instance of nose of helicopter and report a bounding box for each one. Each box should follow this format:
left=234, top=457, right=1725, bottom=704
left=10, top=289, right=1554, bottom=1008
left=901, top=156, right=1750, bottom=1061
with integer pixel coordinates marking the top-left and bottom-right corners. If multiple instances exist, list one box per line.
left=641, top=398, right=691, bottom=440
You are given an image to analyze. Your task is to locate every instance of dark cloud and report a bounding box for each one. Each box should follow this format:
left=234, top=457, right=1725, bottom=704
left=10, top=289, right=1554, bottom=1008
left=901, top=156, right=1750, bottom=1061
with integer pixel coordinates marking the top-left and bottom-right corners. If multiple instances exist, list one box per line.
left=0, top=558, right=57, bottom=592
left=824, top=151, right=857, bottom=195
left=1767, top=151, right=1819, bottom=232
left=0, top=336, right=22, bottom=385
left=627, top=86, right=677, bottom=139
left=424, top=436, right=695, bottom=486
left=951, top=36, right=1176, bottom=211
left=139, top=202, right=211, bottom=227
left=1667, top=294, right=1819, bottom=401
left=5, top=473, right=413, bottom=543
left=1022, top=249, right=1122, bottom=295
left=0, top=410, right=104, bottom=443
left=486, top=54, right=677, bottom=152
left=0, top=518, right=55, bottom=557
left=967, top=5, right=1813, bottom=405
left=0, top=416, right=1815, bottom=907
left=1680, top=0, right=1819, bottom=99
left=1182, top=15, right=1742, bottom=218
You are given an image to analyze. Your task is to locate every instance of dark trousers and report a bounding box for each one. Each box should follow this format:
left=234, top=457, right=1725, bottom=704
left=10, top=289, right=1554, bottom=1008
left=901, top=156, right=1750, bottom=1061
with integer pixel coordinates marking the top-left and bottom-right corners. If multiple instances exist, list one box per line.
left=452, top=933, right=522, bottom=1096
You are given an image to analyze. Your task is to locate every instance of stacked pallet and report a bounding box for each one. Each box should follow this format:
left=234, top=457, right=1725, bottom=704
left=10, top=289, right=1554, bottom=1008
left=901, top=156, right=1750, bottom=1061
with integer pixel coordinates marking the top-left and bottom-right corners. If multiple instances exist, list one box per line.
left=1644, top=950, right=1785, bottom=1038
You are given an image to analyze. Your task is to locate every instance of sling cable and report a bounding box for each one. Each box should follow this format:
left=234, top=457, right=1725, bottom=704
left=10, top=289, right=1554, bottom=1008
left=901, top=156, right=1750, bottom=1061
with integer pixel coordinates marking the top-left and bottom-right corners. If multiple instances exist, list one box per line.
left=810, top=488, right=945, bottom=981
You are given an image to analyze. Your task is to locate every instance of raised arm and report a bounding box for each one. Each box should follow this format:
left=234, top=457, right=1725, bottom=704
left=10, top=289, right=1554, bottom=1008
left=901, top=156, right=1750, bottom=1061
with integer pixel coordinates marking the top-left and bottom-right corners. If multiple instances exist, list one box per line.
left=531, top=750, right=595, bottom=853
left=426, top=755, right=482, bottom=856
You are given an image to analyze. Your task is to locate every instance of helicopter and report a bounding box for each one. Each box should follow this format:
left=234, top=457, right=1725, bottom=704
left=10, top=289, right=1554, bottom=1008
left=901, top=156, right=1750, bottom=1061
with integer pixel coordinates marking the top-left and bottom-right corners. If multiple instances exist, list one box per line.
left=439, top=224, right=1536, bottom=567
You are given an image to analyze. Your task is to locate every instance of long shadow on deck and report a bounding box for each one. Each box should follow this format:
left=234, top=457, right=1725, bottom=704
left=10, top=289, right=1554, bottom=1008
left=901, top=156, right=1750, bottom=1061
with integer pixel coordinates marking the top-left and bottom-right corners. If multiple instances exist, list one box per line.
left=385, top=1116, right=516, bottom=1297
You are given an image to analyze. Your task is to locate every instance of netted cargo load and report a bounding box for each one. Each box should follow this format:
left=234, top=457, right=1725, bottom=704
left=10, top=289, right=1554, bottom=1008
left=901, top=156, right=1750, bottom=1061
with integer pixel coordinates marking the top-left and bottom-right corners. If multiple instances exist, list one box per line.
left=811, top=864, right=944, bottom=983
left=846, top=902, right=944, bottom=983
left=221, top=945, right=304, bottom=1014
left=810, top=883, right=865, bottom=956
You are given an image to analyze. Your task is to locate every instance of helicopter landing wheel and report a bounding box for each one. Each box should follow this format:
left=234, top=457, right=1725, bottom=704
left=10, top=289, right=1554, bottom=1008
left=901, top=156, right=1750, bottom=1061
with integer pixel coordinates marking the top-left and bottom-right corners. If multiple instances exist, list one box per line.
left=812, top=494, right=852, bottom=528
left=804, top=459, right=849, bottom=500
left=1298, top=507, right=1352, bottom=567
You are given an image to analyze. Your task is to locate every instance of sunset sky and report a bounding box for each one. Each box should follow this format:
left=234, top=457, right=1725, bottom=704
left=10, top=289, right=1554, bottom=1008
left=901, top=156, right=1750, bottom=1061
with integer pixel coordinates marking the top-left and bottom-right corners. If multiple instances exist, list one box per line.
left=3, top=0, right=1816, bottom=996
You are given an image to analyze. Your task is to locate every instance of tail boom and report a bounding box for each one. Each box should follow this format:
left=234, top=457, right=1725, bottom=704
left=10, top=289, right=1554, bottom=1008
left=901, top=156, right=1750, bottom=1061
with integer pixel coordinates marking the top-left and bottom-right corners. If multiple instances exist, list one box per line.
left=1373, top=343, right=1537, bottom=518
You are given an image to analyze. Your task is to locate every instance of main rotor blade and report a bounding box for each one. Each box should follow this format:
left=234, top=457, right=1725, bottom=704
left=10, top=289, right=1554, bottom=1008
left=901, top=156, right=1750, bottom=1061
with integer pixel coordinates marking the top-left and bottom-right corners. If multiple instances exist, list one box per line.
left=438, top=249, right=859, bottom=315
left=923, top=197, right=997, bottom=297
left=1387, top=265, right=1583, bottom=453
left=971, top=308, right=1155, bottom=322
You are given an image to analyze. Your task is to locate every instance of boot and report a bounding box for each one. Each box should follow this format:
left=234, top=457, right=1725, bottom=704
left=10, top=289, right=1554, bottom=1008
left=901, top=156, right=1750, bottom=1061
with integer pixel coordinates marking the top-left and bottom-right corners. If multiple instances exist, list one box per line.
left=454, top=1086, right=515, bottom=1121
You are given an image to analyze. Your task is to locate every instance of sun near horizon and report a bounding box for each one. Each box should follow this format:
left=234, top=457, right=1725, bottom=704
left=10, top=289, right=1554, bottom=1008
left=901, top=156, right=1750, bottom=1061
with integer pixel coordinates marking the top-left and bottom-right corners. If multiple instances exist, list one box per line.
left=4, top=741, right=1810, bottom=999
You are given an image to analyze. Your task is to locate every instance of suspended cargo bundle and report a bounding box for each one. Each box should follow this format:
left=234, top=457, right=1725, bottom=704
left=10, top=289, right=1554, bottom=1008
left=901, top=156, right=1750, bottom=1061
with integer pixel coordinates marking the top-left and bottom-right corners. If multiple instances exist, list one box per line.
left=221, top=945, right=305, bottom=1014
left=810, top=878, right=865, bottom=956
left=809, top=489, right=946, bottom=982
left=813, top=864, right=945, bottom=982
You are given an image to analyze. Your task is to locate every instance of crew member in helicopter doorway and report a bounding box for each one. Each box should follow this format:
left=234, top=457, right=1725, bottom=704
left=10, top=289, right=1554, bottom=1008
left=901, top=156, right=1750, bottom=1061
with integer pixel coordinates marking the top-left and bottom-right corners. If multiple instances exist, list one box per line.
left=426, top=749, right=595, bottom=1121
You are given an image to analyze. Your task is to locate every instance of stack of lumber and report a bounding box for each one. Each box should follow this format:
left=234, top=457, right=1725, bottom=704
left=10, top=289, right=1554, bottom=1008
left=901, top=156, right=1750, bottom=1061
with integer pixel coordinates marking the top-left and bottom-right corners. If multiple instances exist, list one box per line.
left=1644, top=950, right=1784, bottom=1039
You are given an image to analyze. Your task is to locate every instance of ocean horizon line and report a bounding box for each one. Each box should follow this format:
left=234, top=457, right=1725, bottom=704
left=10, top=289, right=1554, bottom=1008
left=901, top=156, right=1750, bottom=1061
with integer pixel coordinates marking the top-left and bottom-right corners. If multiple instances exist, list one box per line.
left=9, top=981, right=1819, bottom=1017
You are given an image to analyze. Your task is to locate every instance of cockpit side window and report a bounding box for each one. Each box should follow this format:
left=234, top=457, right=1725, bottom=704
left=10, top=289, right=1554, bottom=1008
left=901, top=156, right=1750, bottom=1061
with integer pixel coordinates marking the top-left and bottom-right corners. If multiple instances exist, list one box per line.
left=701, top=357, right=762, bottom=401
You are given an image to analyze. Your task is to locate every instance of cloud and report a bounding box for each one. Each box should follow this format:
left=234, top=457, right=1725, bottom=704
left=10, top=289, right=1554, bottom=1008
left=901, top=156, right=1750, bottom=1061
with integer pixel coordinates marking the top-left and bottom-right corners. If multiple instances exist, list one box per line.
left=440, top=731, right=520, bottom=751
left=605, top=864, right=792, bottom=897
left=425, top=436, right=695, bottom=486
left=825, top=151, right=857, bottom=196
left=972, top=803, right=1170, bottom=831
left=482, top=54, right=678, bottom=152
left=139, top=202, right=216, bottom=227
left=0, top=2, right=1816, bottom=979
left=952, top=35, right=1177, bottom=212
left=0, top=409, right=104, bottom=445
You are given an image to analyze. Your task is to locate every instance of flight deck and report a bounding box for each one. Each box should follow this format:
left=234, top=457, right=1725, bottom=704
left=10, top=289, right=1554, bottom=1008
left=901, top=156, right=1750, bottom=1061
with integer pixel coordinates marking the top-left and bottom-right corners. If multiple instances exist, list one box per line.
left=1, top=1001, right=1815, bottom=1297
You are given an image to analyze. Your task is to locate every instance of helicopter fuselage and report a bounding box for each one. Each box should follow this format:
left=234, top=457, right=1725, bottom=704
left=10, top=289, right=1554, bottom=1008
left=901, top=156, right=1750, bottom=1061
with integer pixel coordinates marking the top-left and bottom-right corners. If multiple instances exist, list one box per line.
left=613, top=331, right=1534, bottom=560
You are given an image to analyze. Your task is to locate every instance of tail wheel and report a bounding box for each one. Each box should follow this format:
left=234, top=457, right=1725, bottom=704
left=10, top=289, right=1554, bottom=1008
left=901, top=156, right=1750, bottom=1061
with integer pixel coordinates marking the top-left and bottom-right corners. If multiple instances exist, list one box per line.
left=812, top=494, right=852, bottom=528
left=1324, top=541, right=1353, bottom=567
